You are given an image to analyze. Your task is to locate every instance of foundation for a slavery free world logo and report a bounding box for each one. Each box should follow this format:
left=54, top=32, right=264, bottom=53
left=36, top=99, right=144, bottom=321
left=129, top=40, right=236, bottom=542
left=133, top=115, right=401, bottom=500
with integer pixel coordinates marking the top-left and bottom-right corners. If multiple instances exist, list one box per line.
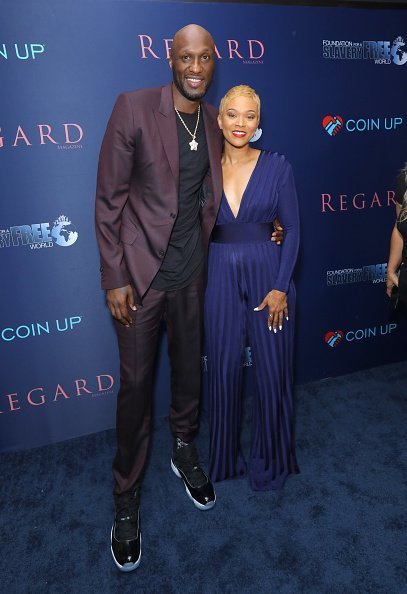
left=0, top=215, right=78, bottom=250
left=202, top=346, right=253, bottom=371
left=322, top=35, right=407, bottom=65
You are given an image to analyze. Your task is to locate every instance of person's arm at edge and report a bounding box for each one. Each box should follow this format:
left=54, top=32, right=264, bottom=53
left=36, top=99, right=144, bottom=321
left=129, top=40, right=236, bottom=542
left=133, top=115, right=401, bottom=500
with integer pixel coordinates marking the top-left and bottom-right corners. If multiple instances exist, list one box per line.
left=386, top=203, right=403, bottom=297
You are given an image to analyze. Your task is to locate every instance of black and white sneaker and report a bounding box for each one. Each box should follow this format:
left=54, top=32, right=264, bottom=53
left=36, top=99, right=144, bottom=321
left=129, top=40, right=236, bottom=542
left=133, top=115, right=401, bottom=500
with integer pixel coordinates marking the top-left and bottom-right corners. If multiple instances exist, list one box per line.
left=111, top=489, right=141, bottom=572
left=171, top=438, right=216, bottom=510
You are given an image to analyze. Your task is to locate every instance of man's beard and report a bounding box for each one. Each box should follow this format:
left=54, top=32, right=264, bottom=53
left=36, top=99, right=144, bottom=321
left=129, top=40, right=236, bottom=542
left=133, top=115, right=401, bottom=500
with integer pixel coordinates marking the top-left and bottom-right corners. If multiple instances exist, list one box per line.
left=173, top=73, right=212, bottom=102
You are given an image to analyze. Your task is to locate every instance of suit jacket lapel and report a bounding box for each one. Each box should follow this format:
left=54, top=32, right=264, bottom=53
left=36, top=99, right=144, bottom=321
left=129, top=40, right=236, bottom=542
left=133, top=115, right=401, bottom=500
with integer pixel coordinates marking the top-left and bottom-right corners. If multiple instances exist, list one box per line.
left=198, top=103, right=223, bottom=248
left=202, top=102, right=223, bottom=209
left=154, top=83, right=179, bottom=191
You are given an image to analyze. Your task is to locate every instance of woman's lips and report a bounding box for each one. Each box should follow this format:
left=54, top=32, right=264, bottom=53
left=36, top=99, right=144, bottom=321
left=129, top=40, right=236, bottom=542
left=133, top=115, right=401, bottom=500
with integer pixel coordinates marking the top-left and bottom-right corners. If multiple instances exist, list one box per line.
left=232, top=131, right=246, bottom=137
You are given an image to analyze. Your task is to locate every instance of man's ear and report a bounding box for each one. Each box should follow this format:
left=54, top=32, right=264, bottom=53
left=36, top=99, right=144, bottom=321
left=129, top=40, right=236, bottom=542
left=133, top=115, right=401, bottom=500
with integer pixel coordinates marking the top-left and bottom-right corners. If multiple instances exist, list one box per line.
left=169, top=50, right=173, bottom=69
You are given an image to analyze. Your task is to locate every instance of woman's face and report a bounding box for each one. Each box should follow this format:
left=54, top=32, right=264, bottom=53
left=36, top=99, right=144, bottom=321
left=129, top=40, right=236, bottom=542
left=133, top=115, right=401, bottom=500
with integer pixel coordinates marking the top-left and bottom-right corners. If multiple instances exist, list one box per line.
left=218, top=94, right=260, bottom=148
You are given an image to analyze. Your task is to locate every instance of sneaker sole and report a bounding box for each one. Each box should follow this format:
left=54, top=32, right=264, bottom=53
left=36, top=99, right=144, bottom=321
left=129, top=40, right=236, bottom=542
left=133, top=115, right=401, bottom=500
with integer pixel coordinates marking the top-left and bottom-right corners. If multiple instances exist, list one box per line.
left=110, top=527, right=142, bottom=572
left=171, top=459, right=216, bottom=511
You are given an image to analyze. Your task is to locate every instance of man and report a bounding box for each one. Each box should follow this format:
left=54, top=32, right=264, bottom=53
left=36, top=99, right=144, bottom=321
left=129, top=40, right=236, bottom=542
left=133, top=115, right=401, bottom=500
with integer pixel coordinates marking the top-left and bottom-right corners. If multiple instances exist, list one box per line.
left=95, top=24, right=222, bottom=572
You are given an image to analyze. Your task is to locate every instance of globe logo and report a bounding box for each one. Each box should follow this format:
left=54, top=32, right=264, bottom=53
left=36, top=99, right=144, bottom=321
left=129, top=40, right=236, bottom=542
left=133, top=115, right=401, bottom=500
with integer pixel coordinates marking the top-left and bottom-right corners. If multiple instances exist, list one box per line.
left=391, top=36, right=407, bottom=66
left=250, top=127, right=262, bottom=143
left=51, top=216, right=79, bottom=247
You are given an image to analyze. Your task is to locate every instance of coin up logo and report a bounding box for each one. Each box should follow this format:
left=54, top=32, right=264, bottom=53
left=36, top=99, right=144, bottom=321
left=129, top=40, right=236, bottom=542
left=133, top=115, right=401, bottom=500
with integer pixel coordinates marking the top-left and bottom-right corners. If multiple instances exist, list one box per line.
left=322, top=115, right=343, bottom=136
left=0, top=43, right=45, bottom=61
left=0, top=215, right=78, bottom=250
left=325, top=330, right=344, bottom=347
left=322, top=115, right=403, bottom=136
left=1, top=316, right=83, bottom=342
left=325, top=324, right=397, bottom=347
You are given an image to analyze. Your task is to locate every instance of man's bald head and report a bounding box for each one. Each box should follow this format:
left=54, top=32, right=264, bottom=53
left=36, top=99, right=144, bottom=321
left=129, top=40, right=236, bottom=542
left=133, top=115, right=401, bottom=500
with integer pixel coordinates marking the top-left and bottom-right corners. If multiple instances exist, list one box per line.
left=170, top=24, right=215, bottom=105
left=172, top=24, right=215, bottom=54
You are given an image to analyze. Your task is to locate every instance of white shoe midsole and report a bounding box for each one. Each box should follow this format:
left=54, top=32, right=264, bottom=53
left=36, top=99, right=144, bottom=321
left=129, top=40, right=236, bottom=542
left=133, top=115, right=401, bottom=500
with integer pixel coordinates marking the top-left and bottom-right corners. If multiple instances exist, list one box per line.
left=170, top=459, right=216, bottom=510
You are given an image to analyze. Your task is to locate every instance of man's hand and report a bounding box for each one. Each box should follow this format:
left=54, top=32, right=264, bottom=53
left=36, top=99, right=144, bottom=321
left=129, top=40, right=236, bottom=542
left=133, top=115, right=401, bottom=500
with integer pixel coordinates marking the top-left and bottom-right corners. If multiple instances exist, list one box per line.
left=271, top=219, right=283, bottom=245
left=106, top=285, right=136, bottom=327
left=254, top=289, right=288, bottom=333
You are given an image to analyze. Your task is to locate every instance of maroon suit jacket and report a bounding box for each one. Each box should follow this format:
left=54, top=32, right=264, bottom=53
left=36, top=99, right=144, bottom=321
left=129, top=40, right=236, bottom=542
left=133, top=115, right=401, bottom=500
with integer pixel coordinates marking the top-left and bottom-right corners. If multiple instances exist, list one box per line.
left=95, top=83, right=223, bottom=300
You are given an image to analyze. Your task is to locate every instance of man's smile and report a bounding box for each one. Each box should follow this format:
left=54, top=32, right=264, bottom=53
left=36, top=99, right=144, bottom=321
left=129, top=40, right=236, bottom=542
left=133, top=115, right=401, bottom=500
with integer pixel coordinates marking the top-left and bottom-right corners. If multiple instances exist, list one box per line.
left=185, top=76, right=205, bottom=88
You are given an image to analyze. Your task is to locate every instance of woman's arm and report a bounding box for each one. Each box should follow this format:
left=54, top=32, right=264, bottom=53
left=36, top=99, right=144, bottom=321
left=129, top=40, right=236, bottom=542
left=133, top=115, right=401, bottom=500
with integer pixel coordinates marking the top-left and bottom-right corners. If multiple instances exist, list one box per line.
left=273, top=161, right=300, bottom=293
left=386, top=203, right=403, bottom=297
left=254, top=160, right=300, bottom=332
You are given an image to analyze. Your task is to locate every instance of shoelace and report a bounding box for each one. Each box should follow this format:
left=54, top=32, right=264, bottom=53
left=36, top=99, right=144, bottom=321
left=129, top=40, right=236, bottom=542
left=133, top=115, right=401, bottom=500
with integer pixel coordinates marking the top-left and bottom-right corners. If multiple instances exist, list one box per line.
left=115, top=494, right=139, bottom=541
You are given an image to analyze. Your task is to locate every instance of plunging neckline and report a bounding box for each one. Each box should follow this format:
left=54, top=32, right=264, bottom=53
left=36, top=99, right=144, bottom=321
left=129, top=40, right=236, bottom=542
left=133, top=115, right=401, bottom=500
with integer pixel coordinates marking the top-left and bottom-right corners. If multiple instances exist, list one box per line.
left=222, top=151, right=263, bottom=220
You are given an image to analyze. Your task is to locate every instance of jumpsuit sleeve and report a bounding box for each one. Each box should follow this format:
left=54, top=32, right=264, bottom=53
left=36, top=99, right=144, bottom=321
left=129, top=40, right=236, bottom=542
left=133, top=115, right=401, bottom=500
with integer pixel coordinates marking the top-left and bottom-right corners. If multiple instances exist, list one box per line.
left=273, top=160, right=300, bottom=294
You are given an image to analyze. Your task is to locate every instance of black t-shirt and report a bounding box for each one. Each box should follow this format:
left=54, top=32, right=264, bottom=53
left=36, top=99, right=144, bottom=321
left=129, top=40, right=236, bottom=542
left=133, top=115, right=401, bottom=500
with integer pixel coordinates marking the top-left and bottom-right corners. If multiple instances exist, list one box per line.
left=152, top=108, right=209, bottom=291
left=395, top=172, right=407, bottom=263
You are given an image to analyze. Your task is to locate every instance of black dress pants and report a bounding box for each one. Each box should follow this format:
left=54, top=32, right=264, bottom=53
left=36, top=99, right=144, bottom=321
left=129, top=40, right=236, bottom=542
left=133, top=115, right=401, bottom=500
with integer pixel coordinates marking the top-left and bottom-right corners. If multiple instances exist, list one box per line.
left=112, top=272, right=203, bottom=495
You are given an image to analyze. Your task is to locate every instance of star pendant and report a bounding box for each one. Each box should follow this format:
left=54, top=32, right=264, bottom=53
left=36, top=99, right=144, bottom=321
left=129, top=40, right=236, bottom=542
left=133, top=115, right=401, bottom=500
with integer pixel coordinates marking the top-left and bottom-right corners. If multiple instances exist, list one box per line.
left=189, top=138, right=198, bottom=151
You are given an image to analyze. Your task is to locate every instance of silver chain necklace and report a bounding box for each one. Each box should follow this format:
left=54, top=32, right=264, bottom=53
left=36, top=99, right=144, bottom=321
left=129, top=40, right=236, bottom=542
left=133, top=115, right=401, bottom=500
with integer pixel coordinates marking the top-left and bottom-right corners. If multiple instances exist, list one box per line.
left=174, top=104, right=200, bottom=151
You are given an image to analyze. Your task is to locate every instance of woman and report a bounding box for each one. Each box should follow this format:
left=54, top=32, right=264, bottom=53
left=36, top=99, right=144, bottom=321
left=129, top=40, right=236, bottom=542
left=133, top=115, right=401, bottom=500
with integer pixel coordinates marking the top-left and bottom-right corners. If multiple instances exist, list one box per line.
left=204, top=85, right=300, bottom=491
left=386, top=167, right=407, bottom=306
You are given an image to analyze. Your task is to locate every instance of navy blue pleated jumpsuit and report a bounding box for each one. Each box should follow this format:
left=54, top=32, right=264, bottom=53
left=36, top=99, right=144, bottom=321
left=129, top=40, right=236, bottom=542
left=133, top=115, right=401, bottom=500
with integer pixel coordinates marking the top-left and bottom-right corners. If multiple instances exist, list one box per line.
left=204, top=151, right=300, bottom=491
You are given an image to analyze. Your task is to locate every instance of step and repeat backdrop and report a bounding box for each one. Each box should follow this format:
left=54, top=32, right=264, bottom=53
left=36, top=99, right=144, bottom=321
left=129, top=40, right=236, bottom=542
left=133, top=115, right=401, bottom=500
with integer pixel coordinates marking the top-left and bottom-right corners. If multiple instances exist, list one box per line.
left=1, top=1, right=407, bottom=451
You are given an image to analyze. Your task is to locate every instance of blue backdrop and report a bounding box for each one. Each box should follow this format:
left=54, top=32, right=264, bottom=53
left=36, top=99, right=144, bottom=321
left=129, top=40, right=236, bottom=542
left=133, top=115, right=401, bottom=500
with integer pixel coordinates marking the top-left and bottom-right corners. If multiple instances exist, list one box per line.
left=1, top=0, right=407, bottom=451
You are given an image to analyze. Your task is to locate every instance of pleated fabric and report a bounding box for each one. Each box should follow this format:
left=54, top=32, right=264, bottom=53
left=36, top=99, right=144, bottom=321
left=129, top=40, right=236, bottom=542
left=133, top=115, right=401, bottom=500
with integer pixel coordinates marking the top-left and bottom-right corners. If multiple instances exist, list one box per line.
left=204, top=151, right=300, bottom=491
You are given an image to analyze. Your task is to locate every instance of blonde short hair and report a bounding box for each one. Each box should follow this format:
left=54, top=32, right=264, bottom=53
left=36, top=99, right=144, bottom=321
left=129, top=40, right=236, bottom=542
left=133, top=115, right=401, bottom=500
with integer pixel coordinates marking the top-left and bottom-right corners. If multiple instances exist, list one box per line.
left=219, top=85, right=261, bottom=117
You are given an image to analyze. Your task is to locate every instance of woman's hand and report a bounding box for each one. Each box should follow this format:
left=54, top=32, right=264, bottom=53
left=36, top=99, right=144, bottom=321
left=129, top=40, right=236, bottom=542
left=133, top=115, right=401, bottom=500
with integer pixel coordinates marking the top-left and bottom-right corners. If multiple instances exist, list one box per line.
left=254, top=289, right=288, bottom=332
left=386, top=270, right=399, bottom=298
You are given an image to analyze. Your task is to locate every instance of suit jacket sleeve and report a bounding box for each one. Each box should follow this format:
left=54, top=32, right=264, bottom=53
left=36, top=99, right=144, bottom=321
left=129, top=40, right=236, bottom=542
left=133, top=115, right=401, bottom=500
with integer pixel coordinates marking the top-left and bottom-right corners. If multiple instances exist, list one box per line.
left=95, top=93, right=135, bottom=290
